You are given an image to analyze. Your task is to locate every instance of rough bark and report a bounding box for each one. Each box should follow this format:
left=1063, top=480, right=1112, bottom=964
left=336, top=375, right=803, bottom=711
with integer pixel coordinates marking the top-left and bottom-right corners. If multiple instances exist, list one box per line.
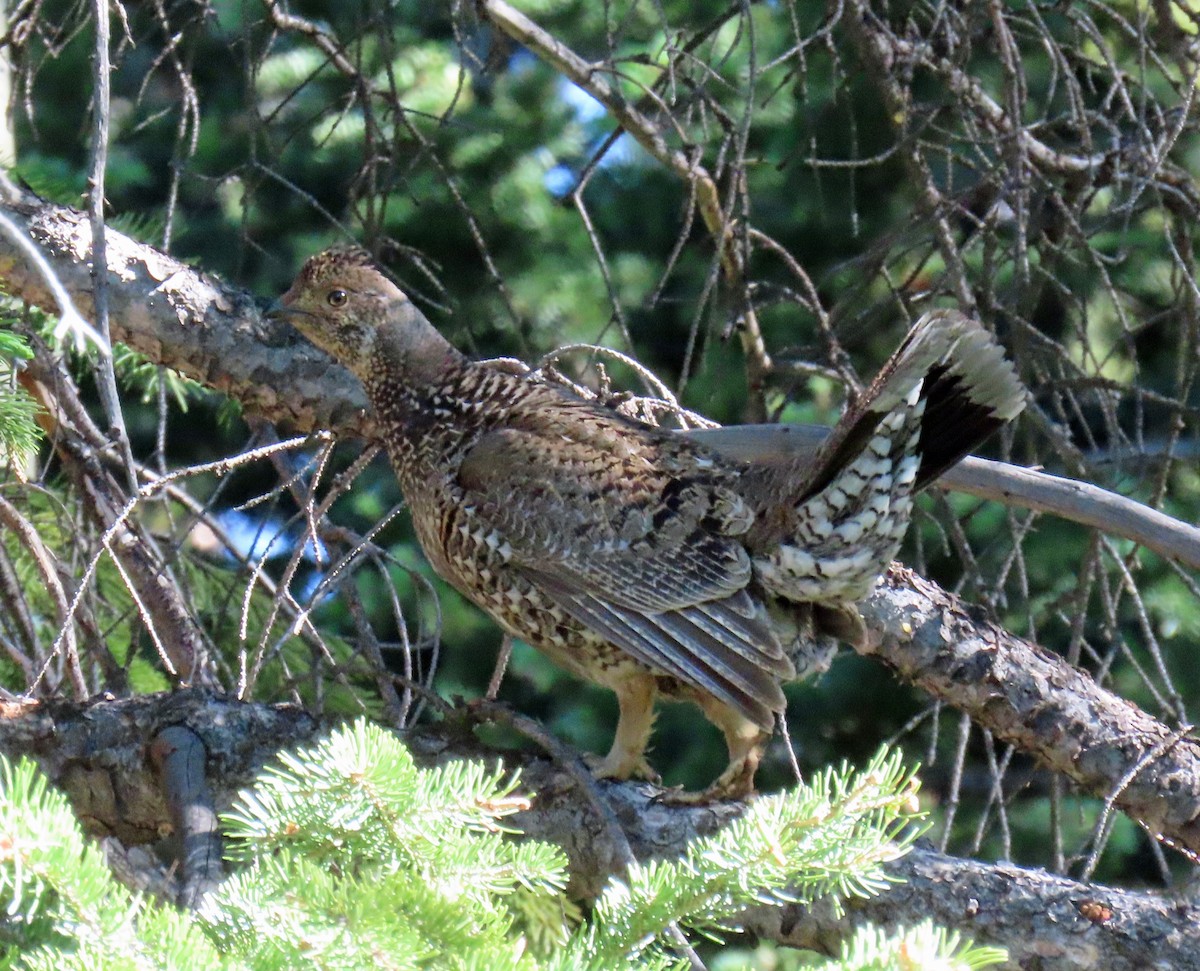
left=747, top=847, right=1200, bottom=971
left=0, top=194, right=370, bottom=435
left=1, top=691, right=1195, bottom=971
left=861, top=568, right=1200, bottom=857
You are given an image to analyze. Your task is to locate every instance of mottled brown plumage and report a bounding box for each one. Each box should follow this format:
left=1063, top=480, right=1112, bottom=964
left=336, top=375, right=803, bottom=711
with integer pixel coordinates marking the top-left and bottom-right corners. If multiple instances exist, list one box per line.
left=271, top=247, right=1025, bottom=801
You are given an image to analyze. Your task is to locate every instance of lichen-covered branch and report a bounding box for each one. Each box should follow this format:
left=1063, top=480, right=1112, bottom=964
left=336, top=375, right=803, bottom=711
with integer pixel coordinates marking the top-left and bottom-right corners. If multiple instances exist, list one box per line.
left=861, top=567, right=1200, bottom=857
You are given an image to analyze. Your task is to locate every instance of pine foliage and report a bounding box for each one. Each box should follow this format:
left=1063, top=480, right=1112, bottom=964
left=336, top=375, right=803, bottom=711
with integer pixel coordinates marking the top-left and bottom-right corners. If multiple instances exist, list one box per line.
left=821, top=922, right=1009, bottom=971
left=0, top=721, right=1007, bottom=970
left=577, top=750, right=924, bottom=966
left=0, top=329, right=40, bottom=468
left=0, top=756, right=226, bottom=970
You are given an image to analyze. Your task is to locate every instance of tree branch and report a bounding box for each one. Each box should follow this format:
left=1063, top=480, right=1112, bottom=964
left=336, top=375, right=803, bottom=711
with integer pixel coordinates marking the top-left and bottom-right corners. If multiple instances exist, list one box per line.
left=683, top=424, right=1200, bottom=571
left=19, top=345, right=217, bottom=687
left=1, top=691, right=1194, bottom=970
left=0, top=193, right=370, bottom=435
left=0, top=193, right=1195, bottom=569
left=847, top=0, right=1107, bottom=177
left=861, top=567, right=1200, bottom=857
left=475, top=0, right=774, bottom=418
left=746, top=845, right=1200, bottom=970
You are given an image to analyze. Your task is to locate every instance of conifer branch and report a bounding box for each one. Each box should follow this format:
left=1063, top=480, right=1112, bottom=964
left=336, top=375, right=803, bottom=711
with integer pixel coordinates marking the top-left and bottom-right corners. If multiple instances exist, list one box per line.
left=0, top=692, right=1194, bottom=968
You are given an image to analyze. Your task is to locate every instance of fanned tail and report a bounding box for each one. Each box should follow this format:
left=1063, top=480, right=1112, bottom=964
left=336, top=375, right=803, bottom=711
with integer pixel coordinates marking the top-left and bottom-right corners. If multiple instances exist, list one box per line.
left=800, top=309, right=1025, bottom=502
left=754, top=309, right=1026, bottom=606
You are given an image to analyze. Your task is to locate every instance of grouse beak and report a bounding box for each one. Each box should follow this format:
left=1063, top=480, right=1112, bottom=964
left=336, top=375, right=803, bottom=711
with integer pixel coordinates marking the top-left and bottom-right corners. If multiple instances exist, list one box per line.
left=264, top=297, right=292, bottom=323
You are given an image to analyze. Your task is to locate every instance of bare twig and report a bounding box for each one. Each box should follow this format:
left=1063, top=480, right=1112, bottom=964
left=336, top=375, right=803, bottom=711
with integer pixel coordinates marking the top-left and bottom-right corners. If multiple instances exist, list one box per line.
left=0, top=495, right=85, bottom=697
left=477, top=0, right=774, bottom=417
left=485, top=634, right=513, bottom=701
left=21, top=348, right=217, bottom=687
left=86, top=0, right=138, bottom=497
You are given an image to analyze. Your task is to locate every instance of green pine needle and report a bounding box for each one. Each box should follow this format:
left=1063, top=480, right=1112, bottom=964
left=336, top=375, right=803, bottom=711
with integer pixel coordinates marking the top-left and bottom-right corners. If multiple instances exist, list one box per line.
left=0, top=723, right=1007, bottom=970
left=0, top=384, right=41, bottom=465
left=111, top=344, right=205, bottom=412
left=821, top=920, right=1009, bottom=970
left=0, top=756, right=227, bottom=970
left=570, top=748, right=928, bottom=966
left=0, top=331, right=41, bottom=466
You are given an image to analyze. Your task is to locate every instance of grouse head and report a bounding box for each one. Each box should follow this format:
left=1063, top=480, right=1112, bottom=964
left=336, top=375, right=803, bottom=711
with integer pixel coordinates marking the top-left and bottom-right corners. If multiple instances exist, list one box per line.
left=269, top=247, right=461, bottom=389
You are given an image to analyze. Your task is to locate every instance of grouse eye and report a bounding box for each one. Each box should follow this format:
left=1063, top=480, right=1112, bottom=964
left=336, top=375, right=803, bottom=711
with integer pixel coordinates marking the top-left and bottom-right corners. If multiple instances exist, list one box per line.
left=327, top=289, right=348, bottom=308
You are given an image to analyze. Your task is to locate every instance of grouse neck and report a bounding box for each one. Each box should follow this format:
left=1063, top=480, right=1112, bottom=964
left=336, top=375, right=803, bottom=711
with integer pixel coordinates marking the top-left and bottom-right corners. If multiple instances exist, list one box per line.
left=368, top=351, right=535, bottom=434
left=363, top=303, right=463, bottom=385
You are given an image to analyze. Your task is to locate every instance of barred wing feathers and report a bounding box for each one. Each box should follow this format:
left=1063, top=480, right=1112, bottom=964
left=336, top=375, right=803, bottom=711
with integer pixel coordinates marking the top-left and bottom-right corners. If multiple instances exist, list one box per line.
left=457, top=423, right=793, bottom=730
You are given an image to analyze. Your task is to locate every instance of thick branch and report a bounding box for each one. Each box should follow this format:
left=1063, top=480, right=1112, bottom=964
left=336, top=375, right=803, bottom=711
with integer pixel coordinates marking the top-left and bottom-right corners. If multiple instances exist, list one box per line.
left=746, top=845, right=1200, bottom=970
left=0, top=194, right=370, bottom=434
left=1, top=691, right=1195, bottom=970
left=946, top=455, right=1200, bottom=571
left=149, top=725, right=223, bottom=907
left=861, top=567, right=1200, bottom=856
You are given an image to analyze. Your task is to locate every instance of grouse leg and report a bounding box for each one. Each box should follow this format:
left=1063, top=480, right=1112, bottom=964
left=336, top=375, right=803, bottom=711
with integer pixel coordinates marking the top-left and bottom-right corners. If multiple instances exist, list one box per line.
left=662, top=695, right=769, bottom=804
left=591, top=672, right=660, bottom=782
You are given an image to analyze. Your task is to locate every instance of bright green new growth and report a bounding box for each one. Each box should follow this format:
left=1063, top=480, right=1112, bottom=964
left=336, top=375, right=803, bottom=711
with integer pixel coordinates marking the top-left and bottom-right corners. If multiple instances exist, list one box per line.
left=0, top=721, right=1007, bottom=970
left=578, top=749, right=925, bottom=966
left=211, top=721, right=569, bottom=970
left=821, top=921, right=1009, bottom=971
